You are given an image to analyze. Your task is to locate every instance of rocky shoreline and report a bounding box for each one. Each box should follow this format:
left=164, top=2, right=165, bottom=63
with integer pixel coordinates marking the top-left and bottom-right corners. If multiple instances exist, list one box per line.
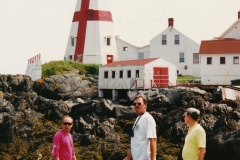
left=1, top=73, right=240, bottom=160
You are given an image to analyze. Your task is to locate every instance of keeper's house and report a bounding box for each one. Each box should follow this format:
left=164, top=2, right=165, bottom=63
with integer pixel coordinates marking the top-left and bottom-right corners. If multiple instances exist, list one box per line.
left=98, top=58, right=177, bottom=99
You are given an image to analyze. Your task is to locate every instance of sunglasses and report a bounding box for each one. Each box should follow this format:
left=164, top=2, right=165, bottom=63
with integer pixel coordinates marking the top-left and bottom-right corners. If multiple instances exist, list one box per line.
left=133, top=102, right=142, bottom=106
left=62, top=122, right=73, bottom=126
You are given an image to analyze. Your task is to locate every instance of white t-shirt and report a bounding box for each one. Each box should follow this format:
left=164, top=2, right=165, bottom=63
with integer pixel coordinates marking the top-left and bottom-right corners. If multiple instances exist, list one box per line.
left=131, top=112, right=157, bottom=160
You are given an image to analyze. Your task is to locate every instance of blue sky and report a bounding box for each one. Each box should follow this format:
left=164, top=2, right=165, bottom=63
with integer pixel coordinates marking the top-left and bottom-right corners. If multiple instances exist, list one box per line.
left=0, top=0, right=240, bottom=74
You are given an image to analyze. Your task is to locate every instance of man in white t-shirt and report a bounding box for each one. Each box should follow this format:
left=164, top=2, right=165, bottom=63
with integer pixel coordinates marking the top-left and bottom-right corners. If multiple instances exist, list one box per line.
left=123, top=95, right=157, bottom=160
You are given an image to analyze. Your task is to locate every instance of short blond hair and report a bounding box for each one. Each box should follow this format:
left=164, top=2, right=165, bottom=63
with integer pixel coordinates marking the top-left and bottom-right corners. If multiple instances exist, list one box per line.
left=134, top=95, right=147, bottom=104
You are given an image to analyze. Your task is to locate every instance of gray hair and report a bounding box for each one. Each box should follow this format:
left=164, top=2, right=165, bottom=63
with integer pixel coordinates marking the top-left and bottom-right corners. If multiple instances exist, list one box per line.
left=186, top=108, right=200, bottom=121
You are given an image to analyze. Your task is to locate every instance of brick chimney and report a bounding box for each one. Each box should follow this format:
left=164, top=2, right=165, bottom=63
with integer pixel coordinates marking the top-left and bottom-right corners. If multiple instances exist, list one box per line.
left=168, top=18, right=174, bottom=27
left=238, top=11, right=240, bottom=19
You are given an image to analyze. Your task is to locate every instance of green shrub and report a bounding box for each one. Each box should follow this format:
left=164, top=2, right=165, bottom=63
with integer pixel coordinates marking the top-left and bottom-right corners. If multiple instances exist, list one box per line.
left=42, top=61, right=99, bottom=78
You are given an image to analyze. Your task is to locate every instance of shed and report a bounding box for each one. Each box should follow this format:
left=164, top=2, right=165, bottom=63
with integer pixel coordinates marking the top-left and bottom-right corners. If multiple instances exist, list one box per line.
left=98, top=58, right=177, bottom=100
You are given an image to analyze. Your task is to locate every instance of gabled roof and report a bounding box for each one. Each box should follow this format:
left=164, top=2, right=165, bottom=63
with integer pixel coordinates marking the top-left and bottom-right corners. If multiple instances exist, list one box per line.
left=102, top=58, right=158, bottom=67
left=199, top=38, right=240, bottom=54
left=219, top=18, right=240, bottom=38
left=115, top=36, right=139, bottom=48
left=115, top=36, right=150, bottom=49
left=150, top=27, right=199, bottom=45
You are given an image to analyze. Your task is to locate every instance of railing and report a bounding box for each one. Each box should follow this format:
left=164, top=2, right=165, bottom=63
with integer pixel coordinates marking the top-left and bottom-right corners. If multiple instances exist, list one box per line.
left=129, top=78, right=205, bottom=89
left=176, top=79, right=204, bottom=86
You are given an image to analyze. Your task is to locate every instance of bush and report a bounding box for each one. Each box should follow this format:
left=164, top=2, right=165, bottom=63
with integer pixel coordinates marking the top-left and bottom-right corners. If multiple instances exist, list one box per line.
left=42, top=61, right=99, bottom=78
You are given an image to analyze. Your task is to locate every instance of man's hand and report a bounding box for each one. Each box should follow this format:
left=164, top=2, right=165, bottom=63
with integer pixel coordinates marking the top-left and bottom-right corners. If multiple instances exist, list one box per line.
left=198, top=148, right=206, bottom=160
left=123, top=151, right=132, bottom=160
left=149, top=138, right=157, bottom=160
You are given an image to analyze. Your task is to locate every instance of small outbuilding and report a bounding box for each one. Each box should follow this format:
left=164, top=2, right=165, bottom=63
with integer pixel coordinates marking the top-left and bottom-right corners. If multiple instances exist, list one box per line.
left=98, top=58, right=177, bottom=100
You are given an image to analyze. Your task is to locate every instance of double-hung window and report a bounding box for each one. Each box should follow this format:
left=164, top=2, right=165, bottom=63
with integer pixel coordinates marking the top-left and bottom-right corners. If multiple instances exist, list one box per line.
left=175, top=35, right=179, bottom=45
left=162, top=35, right=167, bottom=45
left=107, top=38, right=111, bottom=46
left=179, top=53, right=184, bottom=63
left=138, top=53, right=144, bottom=59
left=233, top=57, right=239, bottom=64
left=193, top=53, right=199, bottom=64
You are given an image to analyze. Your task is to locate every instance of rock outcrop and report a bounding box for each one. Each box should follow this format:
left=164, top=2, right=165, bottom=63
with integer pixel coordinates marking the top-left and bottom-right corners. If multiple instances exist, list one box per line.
left=34, top=70, right=98, bottom=100
left=1, top=74, right=240, bottom=160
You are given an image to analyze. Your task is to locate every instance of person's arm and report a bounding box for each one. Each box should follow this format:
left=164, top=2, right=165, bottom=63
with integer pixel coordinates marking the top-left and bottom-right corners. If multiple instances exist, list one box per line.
left=123, top=151, right=132, bottom=160
left=72, top=155, right=77, bottom=160
left=149, top=138, right=157, bottom=160
left=198, top=148, right=206, bottom=160
left=52, top=134, right=60, bottom=160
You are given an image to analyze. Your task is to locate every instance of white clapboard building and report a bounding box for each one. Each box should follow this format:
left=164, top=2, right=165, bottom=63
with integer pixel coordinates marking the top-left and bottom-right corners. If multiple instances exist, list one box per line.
left=98, top=58, right=177, bottom=99
left=64, top=0, right=119, bottom=65
left=199, top=11, right=240, bottom=85
left=65, top=0, right=200, bottom=77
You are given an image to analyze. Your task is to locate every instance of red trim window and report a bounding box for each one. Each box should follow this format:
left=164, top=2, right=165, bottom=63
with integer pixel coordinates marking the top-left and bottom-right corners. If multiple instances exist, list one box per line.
left=220, top=57, right=225, bottom=64
left=233, top=57, right=239, bottom=64
left=207, top=57, right=212, bottom=65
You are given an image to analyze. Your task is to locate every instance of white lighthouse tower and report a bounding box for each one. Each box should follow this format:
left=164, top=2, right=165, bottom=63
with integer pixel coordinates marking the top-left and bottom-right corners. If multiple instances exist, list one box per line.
left=64, top=0, right=119, bottom=65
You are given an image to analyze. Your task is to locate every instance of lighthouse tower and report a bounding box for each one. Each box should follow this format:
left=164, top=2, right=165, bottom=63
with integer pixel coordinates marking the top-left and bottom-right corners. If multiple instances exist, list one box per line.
left=64, top=0, right=119, bottom=65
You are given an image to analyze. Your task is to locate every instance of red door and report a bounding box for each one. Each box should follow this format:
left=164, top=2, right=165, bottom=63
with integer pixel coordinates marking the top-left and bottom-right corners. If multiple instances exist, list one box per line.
left=107, top=55, right=113, bottom=64
left=153, top=67, right=169, bottom=87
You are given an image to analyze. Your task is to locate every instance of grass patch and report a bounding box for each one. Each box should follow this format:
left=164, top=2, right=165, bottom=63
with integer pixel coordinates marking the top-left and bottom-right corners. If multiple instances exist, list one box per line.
left=42, top=61, right=99, bottom=78
left=177, top=74, right=195, bottom=80
left=177, top=75, right=201, bottom=84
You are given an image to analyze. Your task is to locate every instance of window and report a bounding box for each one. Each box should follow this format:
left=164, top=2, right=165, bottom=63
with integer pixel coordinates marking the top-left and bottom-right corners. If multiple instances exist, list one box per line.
left=233, top=57, right=239, bottom=64
left=123, top=47, right=128, bottom=51
left=136, top=70, right=139, bottom=78
left=119, top=70, right=123, bottom=78
left=220, top=57, right=225, bottom=64
left=162, top=35, right=167, bottom=45
left=138, top=53, right=144, bottom=59
left=179, top=53, right=184, bottom=63
left=175, top=35, right=179, bottom=45
left=193, top=53, right=199, bottom=64
left=88, top=11, right=93, bottom=19
left=104, top=71, right=108, bottom=78
left=127, top=70, right=131, bottom=78
left=107, top=38, right=111, bottom=46
left=207, top=57, right=212, bottom=64
left=69, top=55, right=73, bottom=60
left=112, top=71, right=115, bottom=78
left=177, top=70, right=179, bottom=74
left=71, top=38, right=74, bottom=46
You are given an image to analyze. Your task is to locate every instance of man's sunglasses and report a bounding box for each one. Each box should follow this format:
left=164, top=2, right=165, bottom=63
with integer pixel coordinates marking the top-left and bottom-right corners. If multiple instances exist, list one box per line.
left=62, top=122, right=73, bottom=126
left=133, top=102, right=142, bottom=106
